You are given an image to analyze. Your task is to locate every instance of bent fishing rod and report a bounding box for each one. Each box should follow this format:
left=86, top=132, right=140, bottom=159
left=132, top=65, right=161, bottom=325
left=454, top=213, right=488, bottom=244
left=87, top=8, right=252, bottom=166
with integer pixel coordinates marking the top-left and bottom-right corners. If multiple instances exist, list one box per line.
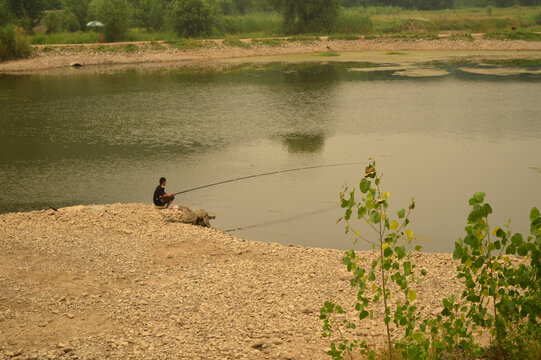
left=172, top=161, right=365, bottom=196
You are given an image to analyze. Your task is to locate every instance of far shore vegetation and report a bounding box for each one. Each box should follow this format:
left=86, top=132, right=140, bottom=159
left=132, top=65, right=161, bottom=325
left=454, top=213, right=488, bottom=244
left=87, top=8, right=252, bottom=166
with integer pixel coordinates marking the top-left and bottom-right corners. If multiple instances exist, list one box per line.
left=0, top=0, right=540, bottom=60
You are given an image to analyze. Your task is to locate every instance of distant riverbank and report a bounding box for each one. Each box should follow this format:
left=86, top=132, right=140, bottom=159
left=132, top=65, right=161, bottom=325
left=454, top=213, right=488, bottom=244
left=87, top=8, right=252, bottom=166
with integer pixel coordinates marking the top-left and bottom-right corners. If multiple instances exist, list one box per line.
left=0, top=203, right=465, bottom=359
left=1, top=37, right=541, bottom=75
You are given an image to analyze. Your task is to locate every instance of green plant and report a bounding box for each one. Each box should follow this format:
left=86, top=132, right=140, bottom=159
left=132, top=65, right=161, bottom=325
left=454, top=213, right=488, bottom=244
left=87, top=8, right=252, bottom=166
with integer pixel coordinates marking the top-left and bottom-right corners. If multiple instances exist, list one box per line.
left=63, top=0, right=91, bottom=30
left=168, top=0, right=218, bottom=38
left=335, top=10, right=373, bottom=34
left=315, top=51, right=340, bottom=56
left=452, top=193, right=541, bottom=360
left=88, top=0, right=131, bottom=42
left=485, top=29, right=541, bottom=41
left=43, top=10, right=80, bottom=33
left=251, top=37, right=282, bottom=46
left=328, top=34, right=360, bottom=40
left=0, top=25, right=31, bottom=60
left=321, top=160, right=426, bottom=360
left=283, top=0, right=341, bottom=34
left=123, top=43, right=139, bottom=52
left=223, top=34, right=250, bottom=47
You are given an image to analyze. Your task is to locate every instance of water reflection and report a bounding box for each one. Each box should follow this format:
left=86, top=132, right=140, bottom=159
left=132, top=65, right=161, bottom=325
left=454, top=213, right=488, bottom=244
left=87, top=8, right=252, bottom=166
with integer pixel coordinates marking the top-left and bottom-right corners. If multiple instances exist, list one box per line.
left=282, top=133, right=325, bottom=153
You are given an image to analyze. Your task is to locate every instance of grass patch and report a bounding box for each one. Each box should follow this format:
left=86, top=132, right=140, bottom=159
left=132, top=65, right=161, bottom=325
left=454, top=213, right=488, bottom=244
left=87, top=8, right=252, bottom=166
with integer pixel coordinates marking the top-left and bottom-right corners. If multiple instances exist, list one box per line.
left=95, top=46, right=120, bottom=53
left=449, top=33, right=474, bottom=41
left=483, top=58, right=541, bottom=66
left=251, top=38, right=283, bottom=46
left=385, top=51, right=406, bottom=55
left=485, top=29, right=541, bottom=41
left=166, top=38, right=203, bottom=50
left=328, top=34, right=361, bottom=40
left=32, top=31, right=100, bottom=45
left=123, top=44, right=139, bottom=52
left=223, top=34, right=251, bottom=48
left=286, top=35, right=321, bottom=42
left=220, top=13, right=282, bottom=36
left=314, top=51, right=340, bottom=56
left=149, top=41, right=167, bottom=51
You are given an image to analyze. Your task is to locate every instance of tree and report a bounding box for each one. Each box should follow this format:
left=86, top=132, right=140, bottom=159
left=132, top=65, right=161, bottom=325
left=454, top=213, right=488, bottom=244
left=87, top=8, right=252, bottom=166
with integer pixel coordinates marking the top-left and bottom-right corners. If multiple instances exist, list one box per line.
left=282, top=0, right=340, bottom=34
left=6, top=0, right=46, bottom=32
left=168, top=0, right=218, bottom=38
left=0, top=0, right=12, bottom=27
left=135, top=0, right=166, bottom=31
left=63, top=0, right=91, bottom=30
left=88, top=0, right=131, bottom=42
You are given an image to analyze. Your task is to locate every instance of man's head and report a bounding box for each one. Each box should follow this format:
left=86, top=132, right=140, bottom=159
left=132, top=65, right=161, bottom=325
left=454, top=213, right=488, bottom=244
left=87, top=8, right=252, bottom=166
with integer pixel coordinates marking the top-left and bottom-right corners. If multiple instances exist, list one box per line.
left=159, top=177, right=166, bottom=186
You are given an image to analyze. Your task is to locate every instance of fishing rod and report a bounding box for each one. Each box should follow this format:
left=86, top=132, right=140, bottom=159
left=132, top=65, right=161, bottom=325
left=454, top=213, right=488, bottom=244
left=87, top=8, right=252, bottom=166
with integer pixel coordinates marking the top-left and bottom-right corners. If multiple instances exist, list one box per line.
left=172, top=161, right=364, bottom=196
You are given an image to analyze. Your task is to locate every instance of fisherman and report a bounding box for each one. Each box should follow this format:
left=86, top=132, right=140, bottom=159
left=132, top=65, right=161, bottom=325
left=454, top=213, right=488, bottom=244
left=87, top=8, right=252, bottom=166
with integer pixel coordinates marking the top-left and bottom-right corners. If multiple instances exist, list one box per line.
left=153, top=177, right=175, bottom=209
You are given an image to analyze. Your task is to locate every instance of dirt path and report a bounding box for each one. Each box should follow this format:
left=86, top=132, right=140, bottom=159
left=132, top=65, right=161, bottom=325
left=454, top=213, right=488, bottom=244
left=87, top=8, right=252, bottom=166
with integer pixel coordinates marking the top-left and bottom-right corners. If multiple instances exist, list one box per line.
left=1, top=37, right=541, bottom=75
left=0, top=204, right=465, bottom=359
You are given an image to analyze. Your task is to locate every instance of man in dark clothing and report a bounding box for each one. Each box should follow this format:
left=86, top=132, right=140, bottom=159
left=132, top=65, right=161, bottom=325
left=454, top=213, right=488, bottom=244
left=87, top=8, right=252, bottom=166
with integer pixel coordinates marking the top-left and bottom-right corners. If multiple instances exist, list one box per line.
left=153, top=177, right=175, bottom=208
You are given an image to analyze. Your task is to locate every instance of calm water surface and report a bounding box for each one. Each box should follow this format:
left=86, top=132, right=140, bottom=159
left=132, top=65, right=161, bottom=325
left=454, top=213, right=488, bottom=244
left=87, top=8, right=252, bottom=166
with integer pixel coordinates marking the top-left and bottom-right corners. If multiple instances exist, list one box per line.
left=1, top=63, right=540, bottom=252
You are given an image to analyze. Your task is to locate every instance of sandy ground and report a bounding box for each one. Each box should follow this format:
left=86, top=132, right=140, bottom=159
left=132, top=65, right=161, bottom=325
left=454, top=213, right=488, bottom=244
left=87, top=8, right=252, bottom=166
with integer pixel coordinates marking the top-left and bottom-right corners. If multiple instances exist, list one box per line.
left=1, top=37, right=541, bottom=75
left=0, top=204, right=466, bottom=360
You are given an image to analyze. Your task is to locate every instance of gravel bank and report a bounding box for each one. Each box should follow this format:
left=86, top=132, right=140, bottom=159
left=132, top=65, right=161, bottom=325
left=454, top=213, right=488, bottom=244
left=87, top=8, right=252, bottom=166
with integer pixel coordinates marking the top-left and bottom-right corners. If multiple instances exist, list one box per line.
left=0, top=204, right=464, bottom=359
left=1, top=37, right=540, bottom=74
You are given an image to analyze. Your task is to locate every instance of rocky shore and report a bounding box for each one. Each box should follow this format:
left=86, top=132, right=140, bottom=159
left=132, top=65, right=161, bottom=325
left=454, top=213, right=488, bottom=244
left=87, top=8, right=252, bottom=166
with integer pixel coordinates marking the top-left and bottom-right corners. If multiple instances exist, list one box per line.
left=1, top=37, right=541, bottom=74
left=0, top=204, right=465, bottom=359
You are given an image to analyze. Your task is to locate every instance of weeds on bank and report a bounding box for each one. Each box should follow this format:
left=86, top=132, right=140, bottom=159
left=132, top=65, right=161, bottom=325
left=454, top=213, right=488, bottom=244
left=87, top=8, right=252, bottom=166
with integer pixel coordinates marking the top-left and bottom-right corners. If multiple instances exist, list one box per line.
left=251, top=38, right=283, bottom=46
left=449, top=33, right=474, bottom=41
left=321, top=159, right=541, bottom=360
left=315, top=52, right=340, bottom=57
left=328, top=34, right=361, bottom=41
left=124, top=44, right=139, bottom=52
left=484, top=29, right=541, bottom=41
left=223, top=35, right=251, bottom=48
left=286, top=35, right=321, bottom=42
left=482, top=58, right=541, bottom=66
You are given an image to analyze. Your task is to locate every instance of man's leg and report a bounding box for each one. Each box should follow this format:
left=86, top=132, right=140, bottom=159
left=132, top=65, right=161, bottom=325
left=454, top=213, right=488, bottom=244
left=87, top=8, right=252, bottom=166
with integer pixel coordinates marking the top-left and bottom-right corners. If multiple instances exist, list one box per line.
left=165, top=195, right=175, bottom=209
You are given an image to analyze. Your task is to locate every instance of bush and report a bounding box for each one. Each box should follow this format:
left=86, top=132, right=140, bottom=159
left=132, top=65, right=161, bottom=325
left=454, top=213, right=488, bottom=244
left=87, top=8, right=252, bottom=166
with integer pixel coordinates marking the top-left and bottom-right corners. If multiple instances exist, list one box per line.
left=535, top=11, right=541, bottom=26
left=283, top=0, right=341, bottom=34
left=88, top=0, right=131, bottom=42
left=0, top=25, right=31, bottom=60
left=168, top=0, right=219, bottom=38
left=43, top=10, right=80, bottom=33
left=64, top=0, right=91, bottom=31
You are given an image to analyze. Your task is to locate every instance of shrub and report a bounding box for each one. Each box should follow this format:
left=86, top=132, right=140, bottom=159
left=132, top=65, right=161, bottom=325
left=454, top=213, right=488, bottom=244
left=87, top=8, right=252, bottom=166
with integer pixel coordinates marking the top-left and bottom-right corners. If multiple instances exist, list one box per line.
left=88, top=0, right=131, bottom=42
left=44, top=10, right=80, bottom=34
left=535, top=11, right=541, bottom=26
left=0, top=25, right=31, bottom=60
left=168, top=0, right=219, bottom=38
left=63, top=0, right=91, bottom=31
left=321, top=160, right=541, bottom=360
left=283, top=0, right=341, bottom=34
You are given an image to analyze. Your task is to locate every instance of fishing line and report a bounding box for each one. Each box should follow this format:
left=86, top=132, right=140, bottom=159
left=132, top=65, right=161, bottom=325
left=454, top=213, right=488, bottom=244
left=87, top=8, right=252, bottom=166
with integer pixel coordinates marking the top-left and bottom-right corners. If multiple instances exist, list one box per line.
left=172, top=161, right=364, bottom=196
left=224, top=204, right=337, bottom=232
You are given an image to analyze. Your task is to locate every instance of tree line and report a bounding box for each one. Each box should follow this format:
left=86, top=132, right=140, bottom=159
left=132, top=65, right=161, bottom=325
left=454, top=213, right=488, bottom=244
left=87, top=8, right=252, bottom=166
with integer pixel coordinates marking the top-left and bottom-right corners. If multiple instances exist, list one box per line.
left=1, top=0, right=540, bottom=42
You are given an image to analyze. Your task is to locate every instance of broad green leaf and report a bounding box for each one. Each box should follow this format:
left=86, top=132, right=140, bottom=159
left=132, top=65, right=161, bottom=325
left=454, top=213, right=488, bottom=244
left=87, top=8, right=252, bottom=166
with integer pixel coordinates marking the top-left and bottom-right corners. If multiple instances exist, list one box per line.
left=412, top=332, right=423, bottom=343
left=369, top=210, right=381, bottom=224
left=397, top=208, right=406, bottom=219
left=360, top=178, right=370, bottom=193
left=530, top=207, right=540, bottom=222
left=390, top=220, right=399, bottom=230
left=382, top=192, right=390, bottom=200
left=408, top=289, right=417, bottom=302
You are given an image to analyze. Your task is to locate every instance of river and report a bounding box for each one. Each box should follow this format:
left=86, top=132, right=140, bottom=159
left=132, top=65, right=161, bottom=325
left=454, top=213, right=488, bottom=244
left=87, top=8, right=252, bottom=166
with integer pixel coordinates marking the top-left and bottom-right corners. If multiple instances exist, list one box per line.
left=1, top=62, right=540, bottom=252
